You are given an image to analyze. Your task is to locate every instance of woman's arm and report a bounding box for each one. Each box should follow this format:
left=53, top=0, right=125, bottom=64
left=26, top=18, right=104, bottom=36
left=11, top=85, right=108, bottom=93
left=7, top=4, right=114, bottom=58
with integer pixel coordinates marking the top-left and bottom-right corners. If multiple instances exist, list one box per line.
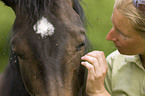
left=81, top=51, right=111, bottom=96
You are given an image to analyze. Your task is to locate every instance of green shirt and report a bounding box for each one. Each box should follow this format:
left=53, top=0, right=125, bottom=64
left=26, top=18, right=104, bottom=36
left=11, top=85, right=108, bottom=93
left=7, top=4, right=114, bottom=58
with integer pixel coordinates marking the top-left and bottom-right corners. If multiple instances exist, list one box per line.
left=105, top=50, right=145, bottom=96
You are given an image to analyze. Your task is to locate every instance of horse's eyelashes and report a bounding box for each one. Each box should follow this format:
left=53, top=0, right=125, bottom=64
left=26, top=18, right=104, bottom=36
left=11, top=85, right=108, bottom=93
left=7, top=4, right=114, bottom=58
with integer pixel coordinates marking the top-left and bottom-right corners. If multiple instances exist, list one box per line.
left=13, top=51, right=26, bottom=60
left=76, top=42, right=85, bottom=51
left=17, top=54, right=25, bottom=59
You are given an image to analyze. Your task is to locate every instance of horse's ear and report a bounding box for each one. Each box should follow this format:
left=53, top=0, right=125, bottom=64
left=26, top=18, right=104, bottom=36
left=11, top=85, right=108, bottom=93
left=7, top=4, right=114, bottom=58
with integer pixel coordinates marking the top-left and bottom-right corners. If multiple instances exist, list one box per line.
left=1, top=0, right=15, bottom=8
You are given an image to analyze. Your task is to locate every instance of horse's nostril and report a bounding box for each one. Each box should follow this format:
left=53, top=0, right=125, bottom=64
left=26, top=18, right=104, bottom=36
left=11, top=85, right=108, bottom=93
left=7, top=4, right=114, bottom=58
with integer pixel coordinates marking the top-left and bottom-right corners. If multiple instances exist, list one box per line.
left=76, top=41, right=85, bottom=51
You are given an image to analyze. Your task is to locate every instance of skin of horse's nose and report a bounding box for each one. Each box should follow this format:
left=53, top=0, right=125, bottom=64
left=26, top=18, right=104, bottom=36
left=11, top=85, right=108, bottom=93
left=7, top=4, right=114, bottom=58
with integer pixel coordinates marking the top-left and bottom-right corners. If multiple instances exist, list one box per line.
left=106, top=27, right=117, bottom=41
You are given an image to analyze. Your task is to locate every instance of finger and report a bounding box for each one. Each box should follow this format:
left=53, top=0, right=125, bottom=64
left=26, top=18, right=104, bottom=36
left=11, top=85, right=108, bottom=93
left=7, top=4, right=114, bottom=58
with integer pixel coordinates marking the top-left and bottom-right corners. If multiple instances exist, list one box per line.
left=87, top=51, right=108, bottom=72
left=86, top=51, right=104, bottom=59
left=81, top=61, right=96, bottom=80
left=81, top=55, right=103, bottom=77
left=81, top=61, right=94, bottom=70
left=94, top=53, right=108, bottom=77
left=95, top=52, right=106, bottom=72
left=81, top=55, right=100, bottom=71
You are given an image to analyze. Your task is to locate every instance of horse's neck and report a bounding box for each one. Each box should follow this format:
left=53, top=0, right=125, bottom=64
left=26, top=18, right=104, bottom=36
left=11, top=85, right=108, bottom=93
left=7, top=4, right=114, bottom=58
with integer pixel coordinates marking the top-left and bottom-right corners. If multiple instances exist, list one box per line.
left=0, top=64, right=30, bottom=96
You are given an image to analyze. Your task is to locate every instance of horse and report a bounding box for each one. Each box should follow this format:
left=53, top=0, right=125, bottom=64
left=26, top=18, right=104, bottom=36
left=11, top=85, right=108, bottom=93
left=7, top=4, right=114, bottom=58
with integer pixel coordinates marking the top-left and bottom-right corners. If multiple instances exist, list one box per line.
left=0, top=0, right=88, bottom=96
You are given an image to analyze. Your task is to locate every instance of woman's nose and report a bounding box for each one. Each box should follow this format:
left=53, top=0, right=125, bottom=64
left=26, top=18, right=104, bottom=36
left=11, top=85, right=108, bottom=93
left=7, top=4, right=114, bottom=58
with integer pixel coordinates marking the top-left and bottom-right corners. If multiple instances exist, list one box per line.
left=106, top=27, right=117, bottom=41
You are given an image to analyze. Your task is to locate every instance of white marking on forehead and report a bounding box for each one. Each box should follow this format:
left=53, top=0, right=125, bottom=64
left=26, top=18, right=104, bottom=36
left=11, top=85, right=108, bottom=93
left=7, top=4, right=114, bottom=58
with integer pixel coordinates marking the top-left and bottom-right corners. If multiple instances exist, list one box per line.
left=33, top=17, right=55, bottom=38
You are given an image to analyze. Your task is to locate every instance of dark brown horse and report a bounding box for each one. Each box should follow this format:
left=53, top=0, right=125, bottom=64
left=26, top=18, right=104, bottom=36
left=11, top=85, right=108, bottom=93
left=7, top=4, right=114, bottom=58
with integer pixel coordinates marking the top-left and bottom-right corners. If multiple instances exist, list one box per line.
left=0, top=0, right=88, bottom=96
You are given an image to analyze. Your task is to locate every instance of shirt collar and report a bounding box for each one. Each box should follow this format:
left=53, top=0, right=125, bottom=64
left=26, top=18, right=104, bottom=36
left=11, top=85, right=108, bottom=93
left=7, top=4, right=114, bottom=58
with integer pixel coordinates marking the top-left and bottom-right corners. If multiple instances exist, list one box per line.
left=124, top=54, right=145, bottom=71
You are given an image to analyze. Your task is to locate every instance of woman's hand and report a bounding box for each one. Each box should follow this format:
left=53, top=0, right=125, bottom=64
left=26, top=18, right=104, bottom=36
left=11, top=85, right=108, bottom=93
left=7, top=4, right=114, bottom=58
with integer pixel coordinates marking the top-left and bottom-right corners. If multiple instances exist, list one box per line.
left=81, top=51, right=108, bottom=95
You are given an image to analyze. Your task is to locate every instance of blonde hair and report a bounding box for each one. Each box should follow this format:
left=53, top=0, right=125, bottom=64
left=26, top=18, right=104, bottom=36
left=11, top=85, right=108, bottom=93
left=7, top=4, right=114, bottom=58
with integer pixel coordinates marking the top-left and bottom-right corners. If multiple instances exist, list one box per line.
left=114, top=0, right=145, bottom=37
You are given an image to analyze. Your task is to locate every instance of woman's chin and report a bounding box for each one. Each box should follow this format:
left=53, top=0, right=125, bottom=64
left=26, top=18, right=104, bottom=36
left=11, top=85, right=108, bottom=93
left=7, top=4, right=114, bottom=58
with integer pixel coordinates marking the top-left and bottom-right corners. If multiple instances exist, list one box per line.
left=117, top=49, right=134, bottom=55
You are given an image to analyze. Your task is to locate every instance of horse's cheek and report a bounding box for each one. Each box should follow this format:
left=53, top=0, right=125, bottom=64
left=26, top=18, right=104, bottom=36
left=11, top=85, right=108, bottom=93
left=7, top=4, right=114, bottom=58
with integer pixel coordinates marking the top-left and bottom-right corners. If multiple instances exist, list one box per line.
left=19, top=60, right=47, bottom=96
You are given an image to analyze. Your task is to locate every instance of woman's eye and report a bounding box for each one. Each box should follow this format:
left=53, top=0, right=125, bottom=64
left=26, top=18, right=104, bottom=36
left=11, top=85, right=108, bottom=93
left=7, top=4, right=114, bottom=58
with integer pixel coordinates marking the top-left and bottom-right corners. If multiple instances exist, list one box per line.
left=119, top=31, right=127, bottom=37
left=116, top=28, right=127, bottom=37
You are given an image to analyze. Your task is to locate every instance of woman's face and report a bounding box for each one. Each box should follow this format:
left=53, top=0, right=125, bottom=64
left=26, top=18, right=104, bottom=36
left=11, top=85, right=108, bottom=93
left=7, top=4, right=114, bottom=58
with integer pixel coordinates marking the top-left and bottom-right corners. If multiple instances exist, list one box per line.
left=106, top=8, right=145, bottom=55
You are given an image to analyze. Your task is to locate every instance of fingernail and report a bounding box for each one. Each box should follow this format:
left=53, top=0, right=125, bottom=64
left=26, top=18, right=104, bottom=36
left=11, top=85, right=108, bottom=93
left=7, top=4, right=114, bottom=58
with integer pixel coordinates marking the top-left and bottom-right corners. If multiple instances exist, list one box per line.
left=81, top=56, right=84, bottom=59
left=81, top=61, right=85, bottom=65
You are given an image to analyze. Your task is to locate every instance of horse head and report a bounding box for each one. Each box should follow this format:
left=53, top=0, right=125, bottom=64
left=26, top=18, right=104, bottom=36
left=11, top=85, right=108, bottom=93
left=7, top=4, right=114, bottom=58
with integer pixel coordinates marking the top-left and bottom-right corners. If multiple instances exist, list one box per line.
left=1, top=0, right=87, bottom=96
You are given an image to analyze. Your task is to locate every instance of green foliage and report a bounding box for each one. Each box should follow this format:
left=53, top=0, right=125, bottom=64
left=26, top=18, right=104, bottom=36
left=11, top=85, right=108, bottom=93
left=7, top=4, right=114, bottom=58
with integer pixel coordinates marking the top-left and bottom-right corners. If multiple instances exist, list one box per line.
left=0, top=0, right=116, bottom=72
left=82, top=0, right=116, bottom=55
left=0, top=2, right=15, bottom=72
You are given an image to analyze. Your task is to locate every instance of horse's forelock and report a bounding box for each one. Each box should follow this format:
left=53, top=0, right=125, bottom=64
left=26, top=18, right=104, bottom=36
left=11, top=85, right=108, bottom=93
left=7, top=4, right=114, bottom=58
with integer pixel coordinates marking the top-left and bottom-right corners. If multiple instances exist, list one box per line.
left=15, top=0, right=47, bottom=16
left=14, top=0, right=85, bottom=21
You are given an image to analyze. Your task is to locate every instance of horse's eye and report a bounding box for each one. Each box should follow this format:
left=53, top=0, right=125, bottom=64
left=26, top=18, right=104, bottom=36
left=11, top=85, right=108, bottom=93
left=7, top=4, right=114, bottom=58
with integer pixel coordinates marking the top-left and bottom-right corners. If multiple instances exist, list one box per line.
left=13, top=52, right=25, bottom=59
left=76, top=42, right=85, bottom=51
left=17, top=54, right=25, bottom=59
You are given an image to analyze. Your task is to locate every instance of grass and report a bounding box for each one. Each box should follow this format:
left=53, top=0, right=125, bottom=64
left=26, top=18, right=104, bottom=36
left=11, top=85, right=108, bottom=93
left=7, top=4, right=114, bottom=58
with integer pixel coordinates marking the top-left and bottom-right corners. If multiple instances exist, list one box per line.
left=0, top=56, right=9, bottom=72
left=0, top=2, right=15, bottom=72
left=82, top=0, right=117, bottom=55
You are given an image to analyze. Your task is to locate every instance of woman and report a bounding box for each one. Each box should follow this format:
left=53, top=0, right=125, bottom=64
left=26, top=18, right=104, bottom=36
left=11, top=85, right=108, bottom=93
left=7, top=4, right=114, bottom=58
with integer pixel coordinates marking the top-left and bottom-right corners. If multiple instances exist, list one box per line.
left=81, top=0, right=145, bottom=96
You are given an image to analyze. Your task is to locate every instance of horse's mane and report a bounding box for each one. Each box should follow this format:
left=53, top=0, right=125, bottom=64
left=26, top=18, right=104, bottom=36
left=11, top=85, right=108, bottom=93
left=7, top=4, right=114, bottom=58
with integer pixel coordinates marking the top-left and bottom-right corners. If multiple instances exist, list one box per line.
left=72, top=0, right=85, bottom=23
left=15, top=0, right=49, bottom=17
left=5, top=0, right=85, bottom=22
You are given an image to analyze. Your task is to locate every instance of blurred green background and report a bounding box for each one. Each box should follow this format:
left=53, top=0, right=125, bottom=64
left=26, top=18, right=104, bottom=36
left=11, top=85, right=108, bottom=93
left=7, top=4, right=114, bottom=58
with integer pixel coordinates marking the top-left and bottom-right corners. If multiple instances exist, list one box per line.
left=0, top=0, right=116, bottom=72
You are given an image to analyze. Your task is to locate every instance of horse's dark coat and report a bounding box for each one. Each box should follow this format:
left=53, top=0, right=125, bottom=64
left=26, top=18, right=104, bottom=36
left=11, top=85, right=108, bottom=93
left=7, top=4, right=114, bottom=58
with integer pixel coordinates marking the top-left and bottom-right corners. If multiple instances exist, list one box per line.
left=2, top=0, right=85, bottom=23
left=0, top=0, right=87, bottom=96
